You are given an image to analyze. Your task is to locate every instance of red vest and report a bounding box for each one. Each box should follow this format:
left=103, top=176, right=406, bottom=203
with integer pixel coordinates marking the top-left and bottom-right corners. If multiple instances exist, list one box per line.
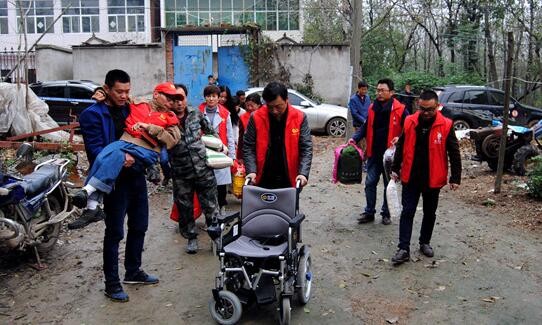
left=400, top=111, right=453, bottom=189
left=366, top=98, right=405, bottom=158
left=124, top=102, right=178, bottom=138
left=199, top=103, right=229, bottom=145
left=239, top=112, right=251, bottom=130
left=252, top=104, right=304, bottom=187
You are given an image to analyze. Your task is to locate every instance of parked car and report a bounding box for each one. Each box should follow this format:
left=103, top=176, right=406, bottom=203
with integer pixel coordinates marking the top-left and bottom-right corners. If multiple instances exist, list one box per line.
left=30, top=80, right=100, bottom=125
left=245, top=87, right=348, bottom=137
left=434, top=85, right=542, bottom=130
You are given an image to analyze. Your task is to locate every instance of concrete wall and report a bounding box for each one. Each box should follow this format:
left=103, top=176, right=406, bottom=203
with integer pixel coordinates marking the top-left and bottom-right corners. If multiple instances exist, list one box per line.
left=276, top=44, right=350, bottom=106
left=72, top=45, right=166, bottom=97
left=35, top=45, right=73, bottom=81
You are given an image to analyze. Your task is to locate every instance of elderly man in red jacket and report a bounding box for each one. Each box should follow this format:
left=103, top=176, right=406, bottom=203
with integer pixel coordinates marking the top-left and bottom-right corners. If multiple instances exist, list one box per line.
left=243, top=81, right=313, bottom=189
left=390, top=90, right=461, bottom=265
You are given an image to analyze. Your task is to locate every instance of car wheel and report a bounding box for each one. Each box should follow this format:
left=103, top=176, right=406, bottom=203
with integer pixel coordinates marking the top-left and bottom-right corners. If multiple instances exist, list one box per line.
left=326, top=117, right=346, bottom=137
left=453, top=119, right=471, bottom=131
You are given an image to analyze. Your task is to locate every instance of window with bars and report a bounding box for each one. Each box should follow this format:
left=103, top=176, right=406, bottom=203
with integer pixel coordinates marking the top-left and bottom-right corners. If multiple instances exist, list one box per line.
left=62, top=0, right=99, bottom=33
left=164, top=0, right=299, bottom=31
left=16, top=0, right=54, bottom=34
left=108, top=0, right=145, bottom=32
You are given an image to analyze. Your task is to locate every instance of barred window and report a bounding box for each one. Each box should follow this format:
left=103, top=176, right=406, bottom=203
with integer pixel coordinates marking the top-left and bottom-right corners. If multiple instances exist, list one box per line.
left=62, top=0, right=99, bottom=33
left=108, top=0, right=145, bottom=32
left=16, top=0, right=54, bottom=34
left=164, top=0, right=299, bottom=31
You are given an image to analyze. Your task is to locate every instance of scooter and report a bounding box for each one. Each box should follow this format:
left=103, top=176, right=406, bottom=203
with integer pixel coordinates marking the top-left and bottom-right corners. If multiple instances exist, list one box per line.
left=0, top=143, right=76, bottom=268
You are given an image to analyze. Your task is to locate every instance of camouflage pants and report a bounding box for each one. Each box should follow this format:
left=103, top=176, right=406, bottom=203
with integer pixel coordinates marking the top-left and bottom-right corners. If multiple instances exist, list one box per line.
left=172, top=174, right=219, bottom=240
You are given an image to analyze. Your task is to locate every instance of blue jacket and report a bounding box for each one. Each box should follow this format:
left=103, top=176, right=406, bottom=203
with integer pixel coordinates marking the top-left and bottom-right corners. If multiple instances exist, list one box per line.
left=79, top=102, right=129, bottom=166
left=348, top=93, right=371, bottom=127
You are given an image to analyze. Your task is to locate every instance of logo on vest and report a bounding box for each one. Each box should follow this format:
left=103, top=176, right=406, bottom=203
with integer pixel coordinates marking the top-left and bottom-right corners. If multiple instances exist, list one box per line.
left=434, top=132, right=443, bottom=144
left=159, top=113, right=166, bottom=121
left=291, top=128, right=299, bottom=135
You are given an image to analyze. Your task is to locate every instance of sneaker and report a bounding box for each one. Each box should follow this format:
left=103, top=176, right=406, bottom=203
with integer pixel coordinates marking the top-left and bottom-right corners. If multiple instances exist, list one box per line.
left=219, top=206, right=226, bottom=216
left=105, top=285, right=129, bottom=302
left=381, top=214, right=392, bottom=225
left=72, top=189, right=88, bottom=209
left=186, top=238, right=198, bottom=254
left=391, top=249, right=410, bottom=265
left=67, top=207, right=105, bottom=229
left=419, top=244, right=434, bottom=257
left=357, top=212, right=375, bottom=224
left=123, top=270, right=159, bottom=285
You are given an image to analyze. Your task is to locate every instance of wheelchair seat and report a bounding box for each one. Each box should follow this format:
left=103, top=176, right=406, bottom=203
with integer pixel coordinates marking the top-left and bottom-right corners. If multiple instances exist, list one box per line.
left=224, top=235, right=288, bottom=258
left=223, top=185, right=297, bottom=258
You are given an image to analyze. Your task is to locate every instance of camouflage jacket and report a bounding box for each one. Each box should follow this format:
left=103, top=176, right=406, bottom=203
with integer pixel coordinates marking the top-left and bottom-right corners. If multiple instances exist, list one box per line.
left=169, top=106, right=217, bottom=179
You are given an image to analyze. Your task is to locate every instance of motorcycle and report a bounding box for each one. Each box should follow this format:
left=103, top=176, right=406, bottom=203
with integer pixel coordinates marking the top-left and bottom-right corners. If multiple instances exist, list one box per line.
left=0, top=143, right=76, bottom=267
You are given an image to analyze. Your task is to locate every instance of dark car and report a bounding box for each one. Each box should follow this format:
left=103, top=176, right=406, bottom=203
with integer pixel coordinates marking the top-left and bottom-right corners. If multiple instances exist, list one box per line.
left=434, top=85, right=542, bottom=130
left=30, top=80, right=100, bottom=125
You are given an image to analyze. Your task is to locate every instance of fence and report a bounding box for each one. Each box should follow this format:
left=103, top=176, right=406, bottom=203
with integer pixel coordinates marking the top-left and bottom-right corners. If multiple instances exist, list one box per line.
left=0, top=48, right=36, bottom=84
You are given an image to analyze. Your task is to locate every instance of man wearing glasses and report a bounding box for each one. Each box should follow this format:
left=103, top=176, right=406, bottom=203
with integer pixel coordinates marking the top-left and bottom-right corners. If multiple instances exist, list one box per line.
left=389, top=90, right=461, bottom=265
left=350, top=78, right=408, bottom=225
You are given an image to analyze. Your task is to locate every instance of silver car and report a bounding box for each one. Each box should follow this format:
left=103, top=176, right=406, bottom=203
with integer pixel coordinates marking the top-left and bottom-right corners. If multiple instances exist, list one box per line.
left=245, top=87, right=348, bottom=137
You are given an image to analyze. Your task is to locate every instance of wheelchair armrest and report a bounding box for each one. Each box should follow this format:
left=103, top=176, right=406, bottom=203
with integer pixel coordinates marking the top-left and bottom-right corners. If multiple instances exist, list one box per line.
left=288, top=213, right=305, bottom=227
left=216, top=211, right=240, bottom=224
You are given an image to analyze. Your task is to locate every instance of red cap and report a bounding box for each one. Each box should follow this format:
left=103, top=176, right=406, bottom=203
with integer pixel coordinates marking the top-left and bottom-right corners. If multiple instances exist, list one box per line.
left=154, top=82, right=178, bottom=96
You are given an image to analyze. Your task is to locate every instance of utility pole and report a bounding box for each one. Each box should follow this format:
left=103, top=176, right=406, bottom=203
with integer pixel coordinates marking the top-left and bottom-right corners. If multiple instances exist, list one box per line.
left=494, top=32, right=514, bottom=194
left=347, top=0, right=363, bottom=139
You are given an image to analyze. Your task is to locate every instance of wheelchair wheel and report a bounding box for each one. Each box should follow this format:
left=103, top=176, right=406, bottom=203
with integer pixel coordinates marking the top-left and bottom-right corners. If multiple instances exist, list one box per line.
left=279, top=297, right=291, bottom=325
left=208, top=290, right=242, bottom=325
left=296, top=249, right=312, bottom=305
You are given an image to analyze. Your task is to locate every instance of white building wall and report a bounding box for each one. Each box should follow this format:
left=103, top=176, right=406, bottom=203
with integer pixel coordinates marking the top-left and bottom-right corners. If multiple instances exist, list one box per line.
left=0, top=0, right=152, bottom=49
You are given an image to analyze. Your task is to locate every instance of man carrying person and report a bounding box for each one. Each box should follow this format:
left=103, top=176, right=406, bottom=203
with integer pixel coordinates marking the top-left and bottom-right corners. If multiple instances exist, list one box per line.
left=78, top=69, right=159, bottom=302
left=243, top=81, right=313, bottom=189
left=390, top=90, right=461, bottom=265
left=351, top=78, right=409, bottom=225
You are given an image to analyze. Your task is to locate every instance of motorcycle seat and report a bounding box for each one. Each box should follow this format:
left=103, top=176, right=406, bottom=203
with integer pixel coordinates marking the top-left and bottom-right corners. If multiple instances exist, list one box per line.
left=21, top=164, right=60, bottom=197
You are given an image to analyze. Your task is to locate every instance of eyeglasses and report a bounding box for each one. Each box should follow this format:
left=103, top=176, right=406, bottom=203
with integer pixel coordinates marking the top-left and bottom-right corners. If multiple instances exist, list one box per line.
left=418, top=105, right=437, bottom=112
left=161, top=93, right=184, bottom=102
left=376, top=88, right=390, bottom=93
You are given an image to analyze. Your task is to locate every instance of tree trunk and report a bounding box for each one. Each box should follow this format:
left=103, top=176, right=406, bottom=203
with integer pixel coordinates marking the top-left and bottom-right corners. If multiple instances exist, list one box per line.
left=484, top=7, right=498, bottom=83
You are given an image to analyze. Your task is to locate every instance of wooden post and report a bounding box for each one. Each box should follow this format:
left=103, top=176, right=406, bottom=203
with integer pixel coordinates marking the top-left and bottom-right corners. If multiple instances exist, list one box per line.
left=494, top=32, right=514, bottom=194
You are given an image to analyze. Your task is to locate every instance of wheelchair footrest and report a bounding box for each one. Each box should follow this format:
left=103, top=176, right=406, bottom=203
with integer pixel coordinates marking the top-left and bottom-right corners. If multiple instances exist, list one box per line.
left=255, top=275, right=276, bottom=304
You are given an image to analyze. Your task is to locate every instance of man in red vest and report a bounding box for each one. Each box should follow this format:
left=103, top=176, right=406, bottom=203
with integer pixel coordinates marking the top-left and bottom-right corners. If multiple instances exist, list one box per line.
left=243, top=81, right=313, bottom=189
left=389, top=90, right=461, bottom=265
left=351, top=78, right=409, bottom=225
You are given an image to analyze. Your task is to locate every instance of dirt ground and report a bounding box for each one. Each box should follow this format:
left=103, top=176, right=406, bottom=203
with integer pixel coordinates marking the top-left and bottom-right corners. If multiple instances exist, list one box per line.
left=1, top=136, right=542, bottom=324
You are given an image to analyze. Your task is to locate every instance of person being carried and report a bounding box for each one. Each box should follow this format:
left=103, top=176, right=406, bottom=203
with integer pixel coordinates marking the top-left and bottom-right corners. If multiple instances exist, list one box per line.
left=72, top=82, right=181, bottom=209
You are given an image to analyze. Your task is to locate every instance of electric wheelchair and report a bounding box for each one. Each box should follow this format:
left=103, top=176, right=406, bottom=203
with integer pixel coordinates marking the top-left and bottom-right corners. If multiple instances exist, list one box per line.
left=207, top=180, right=312, bottom=325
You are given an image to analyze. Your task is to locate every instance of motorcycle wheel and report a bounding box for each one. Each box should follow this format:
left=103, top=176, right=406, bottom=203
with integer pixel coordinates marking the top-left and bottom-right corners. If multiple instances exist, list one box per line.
left=35, top=196, right=62, bottom=253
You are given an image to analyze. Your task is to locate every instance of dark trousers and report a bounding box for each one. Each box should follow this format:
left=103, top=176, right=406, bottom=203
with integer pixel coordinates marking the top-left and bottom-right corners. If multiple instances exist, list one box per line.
left=217, top=184, right=228, bottom=207
left=398, top=183, right=440, bottom=252
left=103, top=169, right=149, bottom=288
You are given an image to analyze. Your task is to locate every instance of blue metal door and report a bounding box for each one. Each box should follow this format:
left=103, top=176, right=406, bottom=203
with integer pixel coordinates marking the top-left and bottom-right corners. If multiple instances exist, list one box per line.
left=217, top=46, right=250, bottom=94
left=173, top=46, right=212, bottom=107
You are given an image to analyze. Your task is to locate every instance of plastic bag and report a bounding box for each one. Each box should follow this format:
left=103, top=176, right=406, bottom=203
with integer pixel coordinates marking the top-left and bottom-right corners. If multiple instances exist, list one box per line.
left=206, top=148, right=233, bottom=169
left=332, top=143, right=364, bottom=183
left=386, top=180, right=401, bottom=219
left=382, top=145, right=396, bottom=182
left=201, top=135, right=223, bottom=150
left=170, top=193, right=202, bottom=222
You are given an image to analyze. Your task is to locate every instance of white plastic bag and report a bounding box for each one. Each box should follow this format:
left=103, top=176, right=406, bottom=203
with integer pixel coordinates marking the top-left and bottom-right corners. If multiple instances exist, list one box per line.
left=206, top=148, right=233, bottom=169
left=201, top=135, right=223, bottom=150
left=386, top=180, right=401, bottom=219
left=382, top=145, right=396, bottom=182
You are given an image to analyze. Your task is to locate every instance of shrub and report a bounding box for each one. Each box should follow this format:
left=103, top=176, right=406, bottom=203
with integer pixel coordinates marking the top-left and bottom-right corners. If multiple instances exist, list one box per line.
left=527, top=156, right=542, bottom=199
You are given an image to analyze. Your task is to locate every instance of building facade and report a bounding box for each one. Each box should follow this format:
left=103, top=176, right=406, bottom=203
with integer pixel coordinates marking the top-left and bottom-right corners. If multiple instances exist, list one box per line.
left=0, top=0, right=302, bottom=49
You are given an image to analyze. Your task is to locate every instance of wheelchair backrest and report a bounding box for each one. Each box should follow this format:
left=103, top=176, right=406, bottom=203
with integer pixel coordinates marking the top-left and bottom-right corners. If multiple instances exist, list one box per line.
left=241, top=185, right=296, bottom=238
